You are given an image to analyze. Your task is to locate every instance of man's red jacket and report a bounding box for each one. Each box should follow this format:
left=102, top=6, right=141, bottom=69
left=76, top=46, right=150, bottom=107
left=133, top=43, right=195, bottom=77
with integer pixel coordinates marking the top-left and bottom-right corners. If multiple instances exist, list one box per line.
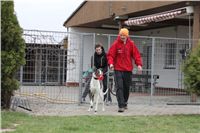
left=107, top=36, right=142, bottom=72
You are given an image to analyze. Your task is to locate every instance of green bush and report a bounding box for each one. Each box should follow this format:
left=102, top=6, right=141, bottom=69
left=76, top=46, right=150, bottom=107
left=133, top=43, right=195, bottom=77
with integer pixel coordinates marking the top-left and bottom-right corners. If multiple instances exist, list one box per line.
left=183, top=41, right=200, bottom=95
left=1, top=1, right=25, bottom=109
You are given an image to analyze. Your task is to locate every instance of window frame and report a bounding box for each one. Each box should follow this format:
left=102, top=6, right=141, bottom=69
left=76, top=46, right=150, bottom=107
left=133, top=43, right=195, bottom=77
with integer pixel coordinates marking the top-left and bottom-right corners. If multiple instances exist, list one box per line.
left=164, top=43, right=177, bottom=69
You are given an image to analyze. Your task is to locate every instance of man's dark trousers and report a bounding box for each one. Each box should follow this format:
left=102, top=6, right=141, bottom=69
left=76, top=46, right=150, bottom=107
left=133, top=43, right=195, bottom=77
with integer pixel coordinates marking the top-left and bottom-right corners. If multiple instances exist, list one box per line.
left=114, top=70, right=132, bottom=108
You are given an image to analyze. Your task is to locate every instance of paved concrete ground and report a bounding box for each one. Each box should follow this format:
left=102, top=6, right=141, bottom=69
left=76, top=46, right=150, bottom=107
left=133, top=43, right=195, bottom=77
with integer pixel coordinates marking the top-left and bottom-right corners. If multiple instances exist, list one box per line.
left=14, top=86, right=200, bottom=116
left=16, top=102, right=200, bottom=116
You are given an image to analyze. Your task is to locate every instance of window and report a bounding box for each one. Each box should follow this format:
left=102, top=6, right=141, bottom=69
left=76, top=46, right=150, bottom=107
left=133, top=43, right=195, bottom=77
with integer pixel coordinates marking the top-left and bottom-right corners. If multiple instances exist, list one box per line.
left=164, top=43, right=176, bottom=69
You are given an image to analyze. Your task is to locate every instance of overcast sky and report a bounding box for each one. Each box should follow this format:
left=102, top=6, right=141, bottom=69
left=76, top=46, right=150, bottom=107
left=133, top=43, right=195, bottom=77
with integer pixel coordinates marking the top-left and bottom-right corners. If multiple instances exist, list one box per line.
left=14, top=0, right=84, bottom=31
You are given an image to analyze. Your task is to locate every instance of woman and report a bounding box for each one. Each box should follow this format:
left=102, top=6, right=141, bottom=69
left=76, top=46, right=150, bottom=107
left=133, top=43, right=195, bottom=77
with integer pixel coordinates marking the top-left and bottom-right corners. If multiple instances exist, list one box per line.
left=82, top=43, right=112, bottom=103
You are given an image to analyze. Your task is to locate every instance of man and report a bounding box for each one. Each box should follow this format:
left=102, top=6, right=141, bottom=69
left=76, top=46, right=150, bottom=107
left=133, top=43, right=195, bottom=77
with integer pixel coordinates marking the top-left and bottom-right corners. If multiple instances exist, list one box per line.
left=107, top=28, right=142, bottom=112
left=82, top=43, right=112, bottom=103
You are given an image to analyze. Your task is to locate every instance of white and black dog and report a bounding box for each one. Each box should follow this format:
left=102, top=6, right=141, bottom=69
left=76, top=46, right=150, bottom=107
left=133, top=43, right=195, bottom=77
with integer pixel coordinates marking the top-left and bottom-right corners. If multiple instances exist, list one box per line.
left=88, top=68, right=108, bottom=113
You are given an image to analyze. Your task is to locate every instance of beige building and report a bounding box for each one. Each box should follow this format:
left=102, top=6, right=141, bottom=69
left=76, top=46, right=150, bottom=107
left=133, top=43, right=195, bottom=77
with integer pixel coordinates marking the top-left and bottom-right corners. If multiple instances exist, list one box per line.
left=64, top=1, right=199, bottom=44
left=63, top=1, right=200, bottom=89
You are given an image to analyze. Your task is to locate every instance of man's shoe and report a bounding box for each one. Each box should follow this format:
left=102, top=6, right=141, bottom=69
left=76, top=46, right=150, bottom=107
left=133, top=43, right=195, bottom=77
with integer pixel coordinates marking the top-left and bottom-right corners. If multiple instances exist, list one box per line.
left=118, top=108, right=125, bottom=112
left=124, top=103, right=128, bottom=109
left=124, top=105, right=128, bottom=110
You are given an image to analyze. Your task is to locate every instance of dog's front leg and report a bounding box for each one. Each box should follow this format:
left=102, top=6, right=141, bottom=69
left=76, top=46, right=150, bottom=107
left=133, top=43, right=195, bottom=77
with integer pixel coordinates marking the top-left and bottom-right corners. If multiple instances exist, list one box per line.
left=88, top=100, right=93, bottom=111
left=101, top=92, right=105, bottom=111
left=88, top=94, right=94, bottom=111
left=94, top=95, right=99, bottom=113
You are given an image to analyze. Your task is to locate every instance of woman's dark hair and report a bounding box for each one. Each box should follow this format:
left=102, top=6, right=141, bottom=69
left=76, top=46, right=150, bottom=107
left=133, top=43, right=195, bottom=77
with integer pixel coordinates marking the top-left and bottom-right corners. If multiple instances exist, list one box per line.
left=95, top=43, right=103, bottom=49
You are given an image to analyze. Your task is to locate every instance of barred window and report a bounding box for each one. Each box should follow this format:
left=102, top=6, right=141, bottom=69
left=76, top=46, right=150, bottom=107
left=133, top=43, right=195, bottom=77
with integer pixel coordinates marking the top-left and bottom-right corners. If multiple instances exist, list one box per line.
left=164, top=43, right=176, bottom=69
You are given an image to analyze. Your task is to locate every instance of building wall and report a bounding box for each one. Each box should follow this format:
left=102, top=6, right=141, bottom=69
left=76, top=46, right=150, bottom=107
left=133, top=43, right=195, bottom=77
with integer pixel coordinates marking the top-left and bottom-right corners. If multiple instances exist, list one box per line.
left=134, top=26, right=190, bottom=38
left=66, top=33, right=82, bottom=83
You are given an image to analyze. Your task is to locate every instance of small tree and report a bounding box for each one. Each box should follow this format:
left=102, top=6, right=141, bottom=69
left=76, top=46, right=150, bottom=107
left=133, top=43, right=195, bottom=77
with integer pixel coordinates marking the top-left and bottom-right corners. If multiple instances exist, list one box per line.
left=1, top=1, right=26, bottom=109
left=183, top=41, right=200, bottom=96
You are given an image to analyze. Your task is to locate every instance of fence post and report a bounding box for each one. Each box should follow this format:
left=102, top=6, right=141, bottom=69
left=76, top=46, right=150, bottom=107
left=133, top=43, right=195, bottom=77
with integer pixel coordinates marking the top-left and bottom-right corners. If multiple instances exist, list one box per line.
left=58, top=50, right=61, bottom=84
left=106, top=35, right=111, bottom=102
left=62, top=49, right=66, bottom=85
left=45, top=50, right=48, bottom=83
left=20, top=66, right=23, bottom=93
left=150, top=37, right=155, bottom=105
left=92, top=33, right=96, bottom=67
left=78, top=34, right=84, bottom=105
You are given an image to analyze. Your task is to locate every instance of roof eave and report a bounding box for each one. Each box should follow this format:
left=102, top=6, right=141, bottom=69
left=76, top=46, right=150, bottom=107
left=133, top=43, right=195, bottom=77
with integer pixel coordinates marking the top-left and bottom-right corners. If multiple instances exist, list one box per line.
left=63, top=1, right=87, bottom=27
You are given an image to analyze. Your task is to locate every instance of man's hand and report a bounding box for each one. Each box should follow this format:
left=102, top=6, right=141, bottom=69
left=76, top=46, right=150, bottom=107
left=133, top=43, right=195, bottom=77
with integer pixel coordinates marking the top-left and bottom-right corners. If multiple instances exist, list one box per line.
left=109, top=64, right=114, bottom=71
left=137, top=65, right=142, bottom=74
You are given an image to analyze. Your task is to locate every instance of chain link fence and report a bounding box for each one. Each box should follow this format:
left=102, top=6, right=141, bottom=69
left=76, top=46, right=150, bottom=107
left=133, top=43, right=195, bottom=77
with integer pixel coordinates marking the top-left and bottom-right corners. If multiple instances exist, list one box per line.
left=12, top=30, right=199, bottom=112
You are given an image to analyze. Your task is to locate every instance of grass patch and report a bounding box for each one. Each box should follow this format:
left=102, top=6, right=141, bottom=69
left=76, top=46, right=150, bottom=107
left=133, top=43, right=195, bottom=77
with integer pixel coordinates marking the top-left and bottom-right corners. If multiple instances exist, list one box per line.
left=1, top=111, right=200, bottom=133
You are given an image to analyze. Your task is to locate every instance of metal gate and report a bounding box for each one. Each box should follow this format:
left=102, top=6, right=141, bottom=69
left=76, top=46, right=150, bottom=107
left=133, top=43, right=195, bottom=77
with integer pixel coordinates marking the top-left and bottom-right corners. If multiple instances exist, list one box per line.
left=15, top=30, right=94, bottom=105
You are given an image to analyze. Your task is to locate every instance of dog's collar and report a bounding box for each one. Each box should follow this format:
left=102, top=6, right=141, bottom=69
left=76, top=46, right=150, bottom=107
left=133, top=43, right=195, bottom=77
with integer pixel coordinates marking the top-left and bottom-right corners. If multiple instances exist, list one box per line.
left=94, top=77, right=99, bottom=80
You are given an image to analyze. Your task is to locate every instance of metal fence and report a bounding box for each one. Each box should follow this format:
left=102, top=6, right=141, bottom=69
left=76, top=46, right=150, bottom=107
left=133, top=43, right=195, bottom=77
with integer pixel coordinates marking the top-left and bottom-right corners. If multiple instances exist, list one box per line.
left=14, top=30, right=199, bottom=111
left=15, top=30, right=84, bottom=105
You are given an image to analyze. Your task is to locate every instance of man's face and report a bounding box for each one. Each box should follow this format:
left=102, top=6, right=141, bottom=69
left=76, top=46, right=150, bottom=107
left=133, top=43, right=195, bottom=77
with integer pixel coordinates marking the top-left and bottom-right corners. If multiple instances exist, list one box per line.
left=95, top=47, right=102, bottom=55
left=120, top=34, right=127, bottom=43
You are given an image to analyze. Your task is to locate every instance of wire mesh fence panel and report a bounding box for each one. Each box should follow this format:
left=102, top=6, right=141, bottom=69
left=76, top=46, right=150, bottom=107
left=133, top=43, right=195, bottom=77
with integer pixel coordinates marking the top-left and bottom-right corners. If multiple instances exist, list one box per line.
left=151, top=38, right=200, bottom=104
left=105, top=35, right=153, bottom=104
left=107, top=35, right=200, bottom=105
left=15, top=30, right=92, bottom=106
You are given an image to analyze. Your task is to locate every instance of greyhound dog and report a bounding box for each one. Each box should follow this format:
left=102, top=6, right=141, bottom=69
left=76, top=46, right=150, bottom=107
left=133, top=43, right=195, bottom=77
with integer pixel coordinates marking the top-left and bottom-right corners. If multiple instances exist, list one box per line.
left=88, top=69, right=108, bottom=113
